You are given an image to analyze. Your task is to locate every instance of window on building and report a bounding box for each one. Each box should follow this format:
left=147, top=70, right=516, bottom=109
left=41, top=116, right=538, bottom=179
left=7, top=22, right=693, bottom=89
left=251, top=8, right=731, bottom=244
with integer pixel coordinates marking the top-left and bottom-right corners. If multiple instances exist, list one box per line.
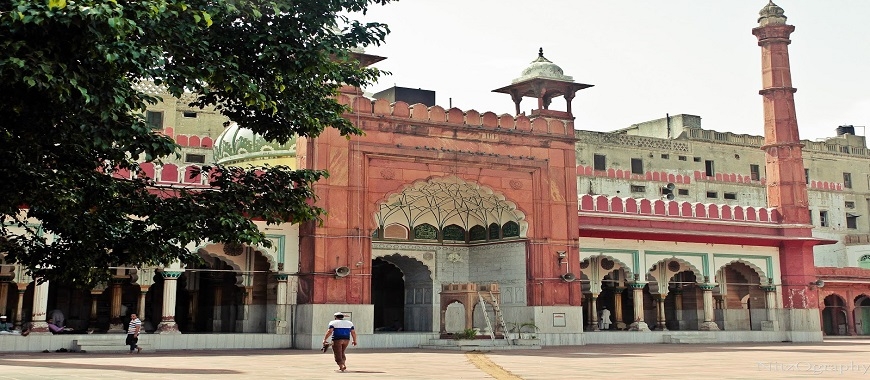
left=820, top=210, right=829, bottom=227
left=185, top=153, right=206, bottom=163
left=805, top=169, right=810, bottom=184
left=630, top=185, right=646, bottom=193
left=593, top=154, right=606, bottom=171
left=182, top=111, right=198, bottom=118
left=750, top=164, right=760, bottom=181
left=724, top=192, right=737, bottom=200
left=677, top=189, right=689, bottom=196
left=704, top=160, right=715, bottom=177
left=661, top=154, right=670, bottom=159
left=844, top=172, right=853, bottom=188
left=847, top=214, right=858, bottom=229
left=846, top=201, right=856, bottom=209
left=860, top=255, right=870, bottom=269
left=630, top=158, right=643, bottom=175
left=809, top=210, right=813, bottom=225
left=693, top=157, right=701, bottom=162
left=678, top=156, right=687, bottom=161
left=706, top=191, right=718, bottom=199
left=145, top=111, right=164, bottom=130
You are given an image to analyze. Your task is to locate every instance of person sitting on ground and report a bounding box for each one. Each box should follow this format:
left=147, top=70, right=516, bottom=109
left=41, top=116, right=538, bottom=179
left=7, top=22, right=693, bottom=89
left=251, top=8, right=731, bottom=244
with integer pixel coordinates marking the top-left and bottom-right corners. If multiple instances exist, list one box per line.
left=47, top=318, right=64, bottom=334
left=48, top=309, right=64, bottom=329
left=0, top=316, right=12, bottom=333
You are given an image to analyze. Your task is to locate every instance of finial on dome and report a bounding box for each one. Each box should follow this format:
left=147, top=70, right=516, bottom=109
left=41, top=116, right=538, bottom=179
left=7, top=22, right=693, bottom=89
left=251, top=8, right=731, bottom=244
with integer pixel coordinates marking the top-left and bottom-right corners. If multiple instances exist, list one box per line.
left=758, top=1, right=787, bottom=27
left=538, top=47, right=544, bottom=58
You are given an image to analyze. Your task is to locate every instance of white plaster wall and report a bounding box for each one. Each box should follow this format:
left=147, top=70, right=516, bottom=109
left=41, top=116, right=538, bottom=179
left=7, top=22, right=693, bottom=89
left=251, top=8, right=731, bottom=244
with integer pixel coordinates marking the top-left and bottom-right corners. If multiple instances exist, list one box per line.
left=467, top=242, right=527, bottom=306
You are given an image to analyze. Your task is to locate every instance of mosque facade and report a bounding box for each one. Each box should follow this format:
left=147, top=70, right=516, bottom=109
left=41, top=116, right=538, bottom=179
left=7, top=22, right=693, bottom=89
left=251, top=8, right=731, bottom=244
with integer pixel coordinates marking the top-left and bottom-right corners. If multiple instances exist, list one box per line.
left=2, top=2, right=869, bottom=351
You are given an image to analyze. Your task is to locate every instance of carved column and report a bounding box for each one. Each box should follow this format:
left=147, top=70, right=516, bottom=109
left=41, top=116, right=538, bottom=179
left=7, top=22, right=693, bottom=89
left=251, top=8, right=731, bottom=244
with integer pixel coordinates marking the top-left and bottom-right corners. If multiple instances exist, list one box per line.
left=587, top=294, right=600, bottom=331
left=107, top=279, right=126, bottom=332
left=0, top=281, right=9, bottom=317
left=761, top=285, right=780, bottom=331
left=628, top=282, right=649, bottom=331
left=138, top=286, right=149, bottom=326
left=656, top=294, right=669, bottom=331
left=674, top=290, right=684, bottom=330
left=28, top=280, right=50, bottom=334
left=157, top=270, right=182, bottom=334
left=699, top=284, right=720, bottom=331
left=614, top=287, right=626, bottom=330
left=14, top=284, right=26, bottom=330
left=88, top=283, right=107, bottom=330
left=272, top=273, right=289, bottom=334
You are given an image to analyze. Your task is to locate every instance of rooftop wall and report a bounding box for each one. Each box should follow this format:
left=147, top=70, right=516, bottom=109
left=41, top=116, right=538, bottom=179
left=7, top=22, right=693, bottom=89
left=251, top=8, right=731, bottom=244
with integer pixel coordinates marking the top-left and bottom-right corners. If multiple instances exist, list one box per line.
left=579, top=194, right=781, bottom=224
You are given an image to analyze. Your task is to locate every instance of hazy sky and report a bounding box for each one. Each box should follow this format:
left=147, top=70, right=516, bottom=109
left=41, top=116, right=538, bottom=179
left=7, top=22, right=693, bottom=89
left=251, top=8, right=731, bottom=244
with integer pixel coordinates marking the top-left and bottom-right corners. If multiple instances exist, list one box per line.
left=358, top=1, right=869, bottom=141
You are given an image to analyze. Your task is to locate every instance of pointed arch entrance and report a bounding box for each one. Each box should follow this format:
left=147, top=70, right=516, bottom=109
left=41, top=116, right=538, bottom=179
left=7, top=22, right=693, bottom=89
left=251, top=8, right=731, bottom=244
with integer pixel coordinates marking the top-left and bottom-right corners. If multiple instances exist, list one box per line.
left=823, top=294, right=848, bottom=336
left=371, top=176, right=530, bottom=334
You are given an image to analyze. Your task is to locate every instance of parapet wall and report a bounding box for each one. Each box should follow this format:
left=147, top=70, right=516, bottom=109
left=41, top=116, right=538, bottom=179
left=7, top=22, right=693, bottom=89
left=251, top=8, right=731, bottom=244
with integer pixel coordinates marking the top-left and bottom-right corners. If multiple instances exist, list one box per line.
left=339, top=94, right=575, bottom=137
left=579, top=194, right=781, bottom=224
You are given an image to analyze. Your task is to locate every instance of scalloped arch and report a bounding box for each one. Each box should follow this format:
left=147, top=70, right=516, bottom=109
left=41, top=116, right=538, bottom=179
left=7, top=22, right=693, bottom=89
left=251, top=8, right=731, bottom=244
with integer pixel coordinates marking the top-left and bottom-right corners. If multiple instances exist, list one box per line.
left=649, top=257, right=703, bottom=284
left=372, top=252, right=433, bottom=282
left=373, top=175, right=528, bottom=238
left=578, top=254, right=635, bottom=280
left=717, top=259, right=768, bottom=284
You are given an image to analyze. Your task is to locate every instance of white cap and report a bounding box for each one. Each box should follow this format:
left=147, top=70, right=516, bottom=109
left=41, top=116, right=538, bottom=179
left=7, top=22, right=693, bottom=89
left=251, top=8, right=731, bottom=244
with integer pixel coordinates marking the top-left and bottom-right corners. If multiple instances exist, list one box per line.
left=0, top=316, right=6, bottom=319
left=334, top=312, right=344, bottom=317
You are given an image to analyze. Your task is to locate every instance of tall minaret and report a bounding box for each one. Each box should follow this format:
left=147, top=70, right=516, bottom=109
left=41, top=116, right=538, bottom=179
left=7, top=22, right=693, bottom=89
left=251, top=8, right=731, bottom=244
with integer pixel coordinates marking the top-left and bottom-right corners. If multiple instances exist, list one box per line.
left=753, top=2, right=818, bottom=311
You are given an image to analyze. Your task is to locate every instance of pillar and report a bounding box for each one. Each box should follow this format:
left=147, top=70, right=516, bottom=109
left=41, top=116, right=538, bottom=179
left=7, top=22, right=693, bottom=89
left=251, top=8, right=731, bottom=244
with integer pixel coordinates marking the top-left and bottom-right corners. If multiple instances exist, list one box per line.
left=588, top=294, right=600, bottom=331
left=674, top=290, right=684, bottom=330
left=185, top=271, right=199, bottom=332
left=212, top=286, right=223, bottom=332
left=138, top=286, right=149, bottom=326
left=14, top=284, right=26, bottom=330
left=614, top=287, right=626, bottom=330
left=107, top=279, right=125, bottom=332
left=699, top=284, right=720, bottom=331
left=628, top=283, right=649, bottom=331
left=0, top=282, right=8, bottom=317
left=235, top=286, right=253, bottom=333
left=656, top=294, right=669, bottom=331
left=28, top=280, right=50, bottom=334
left=157, top=270, right=182, bottom=334
left=272, top=273, right=289, bottom=334
left=761, top=285, right=780, bottom=331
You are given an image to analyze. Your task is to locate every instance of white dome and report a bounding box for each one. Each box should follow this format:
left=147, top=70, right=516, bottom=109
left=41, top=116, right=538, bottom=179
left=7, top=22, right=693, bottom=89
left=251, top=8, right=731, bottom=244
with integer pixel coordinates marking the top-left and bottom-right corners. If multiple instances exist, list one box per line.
left=512, top=48, right=574, bottom=84
left=213, top=122, right=297, bottom=165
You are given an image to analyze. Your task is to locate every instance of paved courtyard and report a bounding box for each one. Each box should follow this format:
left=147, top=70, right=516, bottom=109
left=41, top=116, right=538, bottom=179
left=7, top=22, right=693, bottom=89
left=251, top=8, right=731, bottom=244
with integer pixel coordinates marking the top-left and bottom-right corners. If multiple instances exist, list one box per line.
left=1, top=340, right=870, bottom=379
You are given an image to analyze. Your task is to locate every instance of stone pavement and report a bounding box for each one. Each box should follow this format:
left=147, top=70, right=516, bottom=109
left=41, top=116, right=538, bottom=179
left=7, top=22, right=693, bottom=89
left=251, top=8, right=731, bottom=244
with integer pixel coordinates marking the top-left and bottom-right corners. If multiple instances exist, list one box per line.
left=1, top=340, right=870, bottom=379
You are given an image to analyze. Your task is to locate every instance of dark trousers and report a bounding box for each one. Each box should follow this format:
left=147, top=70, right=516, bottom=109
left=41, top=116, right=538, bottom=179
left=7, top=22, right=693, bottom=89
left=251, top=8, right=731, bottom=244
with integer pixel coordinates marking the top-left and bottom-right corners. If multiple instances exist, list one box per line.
left=332, top=339, right=350, bottom=365
left=125, top=334, right=138, bottom=352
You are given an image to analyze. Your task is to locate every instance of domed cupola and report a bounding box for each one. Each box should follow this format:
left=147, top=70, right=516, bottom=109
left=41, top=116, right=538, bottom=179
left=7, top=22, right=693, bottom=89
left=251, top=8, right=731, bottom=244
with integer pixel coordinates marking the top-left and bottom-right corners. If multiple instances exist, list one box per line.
left=492, top=48, right=593, bottom=122
left=213, top=122, right=298, bottom=168
left=513, top=48, right=574, bottom=84
left=758, top=1, right=787, bottom=27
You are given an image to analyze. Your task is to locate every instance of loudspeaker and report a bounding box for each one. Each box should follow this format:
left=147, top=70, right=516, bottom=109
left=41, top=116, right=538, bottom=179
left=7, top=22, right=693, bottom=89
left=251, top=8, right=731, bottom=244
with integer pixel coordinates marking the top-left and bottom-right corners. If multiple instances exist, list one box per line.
left=661, top=182, right=676, bottom=200
left=334, top=266, right=351, bottom=278
left=560, top=273, right=577, bottom=282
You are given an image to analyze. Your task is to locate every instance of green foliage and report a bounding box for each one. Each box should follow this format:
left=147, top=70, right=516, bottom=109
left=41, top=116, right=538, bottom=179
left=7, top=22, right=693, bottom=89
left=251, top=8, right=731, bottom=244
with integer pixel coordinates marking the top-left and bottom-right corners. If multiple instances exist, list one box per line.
left=453, top=328, right=478, bottom=340
left=0, top=0, right=392, bottom=285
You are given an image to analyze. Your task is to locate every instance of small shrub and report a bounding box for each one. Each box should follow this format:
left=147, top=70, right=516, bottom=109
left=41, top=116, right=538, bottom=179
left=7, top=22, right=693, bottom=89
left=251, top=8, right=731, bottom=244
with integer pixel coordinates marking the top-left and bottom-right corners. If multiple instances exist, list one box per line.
left=453, top=328, right=477, bottom=340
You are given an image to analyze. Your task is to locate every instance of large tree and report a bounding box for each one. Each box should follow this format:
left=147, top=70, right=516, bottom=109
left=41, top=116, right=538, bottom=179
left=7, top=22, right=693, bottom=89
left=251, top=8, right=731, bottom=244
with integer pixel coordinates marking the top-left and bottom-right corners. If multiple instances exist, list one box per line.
left=0, top=0, right=391, bottom=285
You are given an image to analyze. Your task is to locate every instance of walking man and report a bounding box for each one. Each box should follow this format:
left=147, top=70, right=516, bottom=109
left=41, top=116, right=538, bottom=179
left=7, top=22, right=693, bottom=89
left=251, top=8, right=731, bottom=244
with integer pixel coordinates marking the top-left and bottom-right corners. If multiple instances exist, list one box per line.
left=322, top=312, right=357, bottom=372
left=126, top=313, right=142, bottom=354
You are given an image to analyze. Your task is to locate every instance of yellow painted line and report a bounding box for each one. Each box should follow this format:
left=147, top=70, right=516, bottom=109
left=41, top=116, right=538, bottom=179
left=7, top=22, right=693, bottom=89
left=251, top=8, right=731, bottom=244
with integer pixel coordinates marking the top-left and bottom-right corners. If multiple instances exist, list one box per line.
left=466, top=352, right=523, bottom=380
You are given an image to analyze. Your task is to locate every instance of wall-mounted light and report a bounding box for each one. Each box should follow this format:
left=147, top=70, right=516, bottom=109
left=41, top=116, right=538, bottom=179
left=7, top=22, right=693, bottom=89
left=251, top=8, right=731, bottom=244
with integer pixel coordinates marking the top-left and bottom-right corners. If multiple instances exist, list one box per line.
left=809, top=279, right=825, bottom=288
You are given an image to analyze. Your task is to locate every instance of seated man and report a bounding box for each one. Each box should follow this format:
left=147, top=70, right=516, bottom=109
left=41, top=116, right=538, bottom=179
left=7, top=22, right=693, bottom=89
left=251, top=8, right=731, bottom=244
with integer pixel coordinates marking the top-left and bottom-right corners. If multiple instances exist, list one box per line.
left=47, top=319, right=64, bottom=334
left=0, top=316, right=13, bottom=333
